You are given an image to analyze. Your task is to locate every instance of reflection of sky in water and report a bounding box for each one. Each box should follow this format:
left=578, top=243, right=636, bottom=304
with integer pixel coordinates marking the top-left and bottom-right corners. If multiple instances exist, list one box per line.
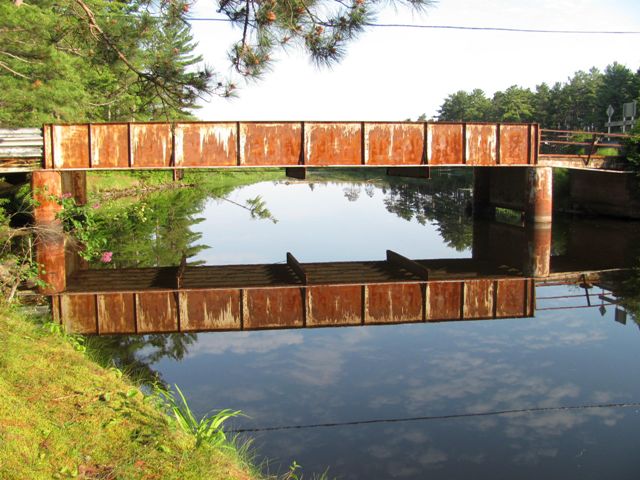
left=154, top=286, right=640, bottom=478
left=191, top=181, right=468, bottom=264
left=141, top=181, right=640, bottom=478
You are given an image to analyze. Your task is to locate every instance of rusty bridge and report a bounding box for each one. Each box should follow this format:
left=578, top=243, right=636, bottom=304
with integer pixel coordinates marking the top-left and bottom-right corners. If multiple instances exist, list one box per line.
left=1, top=121, right=637, bottom=222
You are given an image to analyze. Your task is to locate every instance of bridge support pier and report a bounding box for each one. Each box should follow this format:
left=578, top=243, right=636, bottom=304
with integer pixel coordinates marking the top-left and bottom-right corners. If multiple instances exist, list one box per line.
left=32, top=171, right=87, bottom=225
left=473, top=167, right=553, bottom=225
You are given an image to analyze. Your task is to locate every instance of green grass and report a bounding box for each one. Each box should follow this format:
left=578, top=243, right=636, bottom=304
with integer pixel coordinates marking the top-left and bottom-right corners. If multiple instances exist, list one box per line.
left=0, top=306, right=256, bottom=480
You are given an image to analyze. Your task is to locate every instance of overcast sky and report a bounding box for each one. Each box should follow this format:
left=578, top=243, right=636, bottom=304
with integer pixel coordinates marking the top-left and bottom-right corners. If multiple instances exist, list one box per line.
left=188, top=0, right=640, bottom=121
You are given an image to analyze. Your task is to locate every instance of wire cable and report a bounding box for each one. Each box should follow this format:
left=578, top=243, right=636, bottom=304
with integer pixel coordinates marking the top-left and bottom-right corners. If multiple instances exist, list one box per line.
left=184, top=17, right=640, bottom=35
left=234, top=401, right=640, bottom=433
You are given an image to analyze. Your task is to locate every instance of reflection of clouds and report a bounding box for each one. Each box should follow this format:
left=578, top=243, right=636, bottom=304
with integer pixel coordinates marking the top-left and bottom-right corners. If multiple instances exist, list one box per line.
left=185, top=330, right=304, bottom=356
left=512, top=447, right=558, bottom=466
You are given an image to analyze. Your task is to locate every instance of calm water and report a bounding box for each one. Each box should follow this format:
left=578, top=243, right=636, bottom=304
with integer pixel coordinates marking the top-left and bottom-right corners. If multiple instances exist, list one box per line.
left=87, top=174, right=640, bottom=479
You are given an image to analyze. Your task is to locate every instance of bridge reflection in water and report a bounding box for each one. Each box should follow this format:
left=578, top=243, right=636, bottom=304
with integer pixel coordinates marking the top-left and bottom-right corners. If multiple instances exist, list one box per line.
left=37, top=219, right=636, bottom=335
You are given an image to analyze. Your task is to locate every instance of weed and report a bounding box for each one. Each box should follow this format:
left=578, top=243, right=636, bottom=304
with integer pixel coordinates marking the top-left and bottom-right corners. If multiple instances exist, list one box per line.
left=157, top=384, right=242, bottom=449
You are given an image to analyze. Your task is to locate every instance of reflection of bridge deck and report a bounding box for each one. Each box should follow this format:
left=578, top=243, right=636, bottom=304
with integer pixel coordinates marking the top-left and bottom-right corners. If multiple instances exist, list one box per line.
left=50, top=250, right=626, bottom=335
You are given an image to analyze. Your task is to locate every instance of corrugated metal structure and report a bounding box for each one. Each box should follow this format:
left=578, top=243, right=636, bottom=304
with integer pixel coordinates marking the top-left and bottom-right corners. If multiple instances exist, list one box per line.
left=41, top=121, right=540, bottom=170
left=0, top=128, right=43, bottom=171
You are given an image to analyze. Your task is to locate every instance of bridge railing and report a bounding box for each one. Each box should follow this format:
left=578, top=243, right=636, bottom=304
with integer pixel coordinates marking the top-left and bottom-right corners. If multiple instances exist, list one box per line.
left=539, top=128, right=631, bottom=167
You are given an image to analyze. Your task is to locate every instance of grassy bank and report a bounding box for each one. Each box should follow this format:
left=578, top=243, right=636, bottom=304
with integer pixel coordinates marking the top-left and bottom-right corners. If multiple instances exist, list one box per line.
left=0, top=306, right=257, bottom=480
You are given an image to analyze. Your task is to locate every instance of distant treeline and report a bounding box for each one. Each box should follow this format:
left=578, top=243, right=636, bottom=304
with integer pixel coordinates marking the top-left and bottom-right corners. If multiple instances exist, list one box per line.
left=424, top=62, right=640, bottom=131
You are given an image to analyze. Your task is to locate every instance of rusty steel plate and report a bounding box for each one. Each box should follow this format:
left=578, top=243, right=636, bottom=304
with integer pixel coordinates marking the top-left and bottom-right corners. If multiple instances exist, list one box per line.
left=427, top=123, right=464, bottom=165
left=365, top=123, right=424, bottom=165
left=240, top=123, right=301, bottom=166
left=466, top=124, right=497, bottom=165
left=43, top=125, right=53, bottom=169
left=305, top=123, right=362, bottom=166
left=90, top=124, right=129, bottom=168
left=243, top=288, right=304, bottom=329
left=494, top=279, right=528, bottom=318
left=365, top=283, right=423, bottom=323
left=135, top=291, right=178, bottom=333
left=60, top=294, right=96, bottom=334
left=179, top=289, right=241, bottom=331
left=307, top=285, right=362, bottom=326
left=500, top=125, right=530, bottom=165
left=97, top=293, right=135, bottom=334
left=52, top=125, right=90, bottom=169
left=426, top=282, right=462, bottom=321
left=177, top=123, right=237, bottom=167
left=463, top=279, right=495, bottom=319
left=130, top=123, right=172, bottom=168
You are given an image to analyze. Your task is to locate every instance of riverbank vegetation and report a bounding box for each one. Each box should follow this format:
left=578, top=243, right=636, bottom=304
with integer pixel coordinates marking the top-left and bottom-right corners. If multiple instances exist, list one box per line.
left=0, top=306, right=258, bottom=480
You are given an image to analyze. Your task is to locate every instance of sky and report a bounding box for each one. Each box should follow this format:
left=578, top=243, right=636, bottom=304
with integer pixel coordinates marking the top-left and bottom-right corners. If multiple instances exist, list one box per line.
left=187, top=0, right=640, bottom=121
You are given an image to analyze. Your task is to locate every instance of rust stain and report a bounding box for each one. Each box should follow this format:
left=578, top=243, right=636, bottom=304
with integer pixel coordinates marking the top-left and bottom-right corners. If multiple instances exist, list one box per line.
left=463, top=280, right=494, bottom=319
left=97, top=293, right=135, bottom=334
left=136, top=292, right=177, bottom=332
left=90, top=124, right=129, bottom=168
left=243, top=288, right=304, bottom=329
left=426, top=282, right=462, bottom=321
left=495, top=279, right=528, bottom=318
left=365, top=124, right=424, bottom=165
left=32, top=171, right=62, bottom=224
left=240, top=123, right=301, bottom=166
left=305, top=123, right=362, bottom=165
left=53, top=125, right=90, bottom=169
left=179, top=290, right=241, bottom=331
left=60, top=294, right=96, bottom=334
left=307, top=285, right=362, bottom=326
left=500, top=125, right=529, bottom=165
left=177, top=123, right=237, bottom=167
left=130, top=124, right=172, bottom=167
left=427, top=124, right=464, bottom=165
left=466, top=124, right=497, bottom=165
left=365, top=283, right=423, bottom=323
left=36, top=235, right=66, bottom=294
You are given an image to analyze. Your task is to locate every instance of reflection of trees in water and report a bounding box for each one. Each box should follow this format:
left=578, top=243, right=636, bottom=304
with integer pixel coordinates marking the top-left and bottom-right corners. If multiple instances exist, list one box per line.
left=88, top=333, right=197, bottom=387
left=382, top=173, right=473, bottom=252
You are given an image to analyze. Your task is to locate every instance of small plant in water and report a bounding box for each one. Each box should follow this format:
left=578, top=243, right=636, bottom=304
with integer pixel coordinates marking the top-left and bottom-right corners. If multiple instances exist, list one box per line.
left=158, top=384, right=242, bottom=449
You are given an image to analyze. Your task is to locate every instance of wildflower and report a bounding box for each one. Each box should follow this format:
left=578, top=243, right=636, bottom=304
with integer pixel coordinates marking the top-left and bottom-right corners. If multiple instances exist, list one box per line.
left=61, top=192, right=73, bottom=199
left=92, top=203, right=101, bottom=209
left=100, top=251, right=113, bottom=263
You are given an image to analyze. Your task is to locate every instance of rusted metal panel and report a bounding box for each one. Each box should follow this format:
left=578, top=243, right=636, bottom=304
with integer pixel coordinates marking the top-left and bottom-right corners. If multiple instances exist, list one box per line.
left=60, top=294, right=97, bottom=334
left=36, top=235, right=66, bottom=294
left=240, top=123, right=301, bottom=166
left=243, top=288, right=304, bottom=329
left=305, top=123, right=362, bottom=165
left=97, top=293, right=135, bottom=334
left=365, top=123, right=424, bottom=165
left=31, top=171, right=62, bottom=224
left=179, top=289, right=241, bottom=331
left=466, top=124, right=497, bottom=165
left=426, top=282, right=462, bottom=321
left=463, top=279, right=495, bottom=319
left=52, top=125, right=90, bottom=169
left=500, top=125, right=530, bottom=165
left=176, top=123, right=237, bottom=167
left=427, top=123, right=464, bottom=165
left=495, top=279, right=527, bottom=318
left=130, top=123, right=172, bottom=168
left=90, top=124, right=129, bottom=168
left=43, top=125, right=53, bottom=169
left=365, top=283, right=423, bottom=323
left=530, top=124, right=539, bottom=164
left=135, top=291, right=178, bottom=333
left=307, top=285, right=362, bottom=326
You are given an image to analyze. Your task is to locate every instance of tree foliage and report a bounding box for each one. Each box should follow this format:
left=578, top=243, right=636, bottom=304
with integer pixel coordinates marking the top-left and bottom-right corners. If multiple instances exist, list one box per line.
left=434, top=62, right=640, bottom=130
left=1, top=0, right=435, bottom=126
